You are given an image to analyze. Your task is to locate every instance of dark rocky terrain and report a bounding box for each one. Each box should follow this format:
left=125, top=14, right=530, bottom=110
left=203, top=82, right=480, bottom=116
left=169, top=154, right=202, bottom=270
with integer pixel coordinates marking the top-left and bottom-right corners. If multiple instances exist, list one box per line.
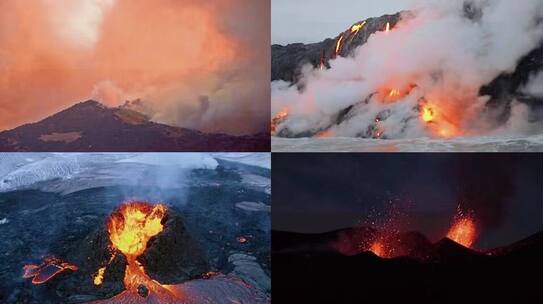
left=273, top=228, right=543, bottom=303
left=272, top=8, right=543, bottom=130
left=0, top=100, right=270, bottom=152
left=0, top=158, right=271, bottom=303
left=271, top=13, right=403, bottom=84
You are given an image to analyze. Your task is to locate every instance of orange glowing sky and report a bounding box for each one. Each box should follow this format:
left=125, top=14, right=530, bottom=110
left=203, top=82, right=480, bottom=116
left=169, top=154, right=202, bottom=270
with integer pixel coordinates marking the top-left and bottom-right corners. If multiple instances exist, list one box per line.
left=0, top=0, right=270, bottom=134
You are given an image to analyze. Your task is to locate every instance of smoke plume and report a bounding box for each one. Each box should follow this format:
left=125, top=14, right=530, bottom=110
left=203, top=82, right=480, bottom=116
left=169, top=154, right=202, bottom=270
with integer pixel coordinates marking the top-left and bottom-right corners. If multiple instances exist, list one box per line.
left=0, top=0, right=270, bottom=135
left=272, top=0, right=543, bottom=138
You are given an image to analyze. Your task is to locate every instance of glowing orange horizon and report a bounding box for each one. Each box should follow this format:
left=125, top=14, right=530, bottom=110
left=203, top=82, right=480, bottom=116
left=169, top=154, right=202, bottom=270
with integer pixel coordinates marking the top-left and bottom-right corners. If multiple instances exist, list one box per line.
left=0, top=0, right=267, bottom=135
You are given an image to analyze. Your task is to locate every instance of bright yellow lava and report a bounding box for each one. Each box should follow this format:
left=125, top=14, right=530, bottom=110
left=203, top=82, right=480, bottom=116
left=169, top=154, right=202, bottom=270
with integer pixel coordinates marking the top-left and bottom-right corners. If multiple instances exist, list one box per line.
left=93, top=267, right=106, bottom=286
left=107, top=203, right=167, bottom=257
left=422, top=106, right=435, bottom=122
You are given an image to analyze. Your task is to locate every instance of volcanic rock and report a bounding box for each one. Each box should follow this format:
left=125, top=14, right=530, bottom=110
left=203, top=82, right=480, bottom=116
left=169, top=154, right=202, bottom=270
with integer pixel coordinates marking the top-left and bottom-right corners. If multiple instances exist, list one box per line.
left=138, top=206, right=210, bottom=284
left=53, top=205, right=209, bottom=302
left=228, top=253, right=271, bottom=292
left=480, top=42, right=543, bottom=123
left=271, top=13, right=403, bottom=84
left=273, top=228, right=543, bottom=302
left=54, top=219, right=127, bottom=302
left=0, top=100, right=270, bottom=152
left=235, top=201, right=271, bottom=212
left=137, top=284, right=149, bottom=298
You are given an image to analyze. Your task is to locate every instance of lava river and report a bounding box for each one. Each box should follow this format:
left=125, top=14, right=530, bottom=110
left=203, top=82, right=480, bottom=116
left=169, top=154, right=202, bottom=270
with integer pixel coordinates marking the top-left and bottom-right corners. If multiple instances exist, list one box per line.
left=89, top=201, right=268, bottom=304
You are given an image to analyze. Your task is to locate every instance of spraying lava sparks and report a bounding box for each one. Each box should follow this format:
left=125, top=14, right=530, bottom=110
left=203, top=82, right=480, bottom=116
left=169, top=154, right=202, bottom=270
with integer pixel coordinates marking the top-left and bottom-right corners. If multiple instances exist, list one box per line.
left=369, top=241, right=387, bottom=258
left=23, top=256, right=78, bottom=284
left=447, top=207, right=477, bottom=248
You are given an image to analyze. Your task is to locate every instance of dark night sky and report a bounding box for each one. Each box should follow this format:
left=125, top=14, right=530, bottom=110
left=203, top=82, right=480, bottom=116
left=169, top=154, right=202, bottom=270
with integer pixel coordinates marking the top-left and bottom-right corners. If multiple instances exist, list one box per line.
left=272, top=153, right=543, bottom=249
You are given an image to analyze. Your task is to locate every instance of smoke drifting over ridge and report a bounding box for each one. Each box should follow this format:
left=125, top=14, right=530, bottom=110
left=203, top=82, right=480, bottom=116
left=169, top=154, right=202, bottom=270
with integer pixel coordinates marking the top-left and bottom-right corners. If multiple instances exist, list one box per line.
left=272, top=0, right=543, bottom=139
left=0, top=0, right=270, bottom=135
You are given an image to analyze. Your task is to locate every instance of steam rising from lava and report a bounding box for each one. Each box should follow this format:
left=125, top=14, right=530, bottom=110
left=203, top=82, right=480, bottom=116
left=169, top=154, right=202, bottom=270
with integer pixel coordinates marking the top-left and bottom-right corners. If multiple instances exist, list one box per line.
left=0, top=0, right=269, bottom=135
left=272, top=0, right=543, bottom=139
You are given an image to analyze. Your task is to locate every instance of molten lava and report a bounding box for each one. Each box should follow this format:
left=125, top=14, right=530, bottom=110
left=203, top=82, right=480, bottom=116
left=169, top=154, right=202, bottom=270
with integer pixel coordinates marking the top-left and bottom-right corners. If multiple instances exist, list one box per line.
left=23, top=256, right=78, bottom=284
left=94, top=267, right=106, bottom=286
left=350, top=21, right=367, bottom=41
left=378, top=84, right=417, bottom=103
left=388, top=89, right=401, bottom=98
left=385, top=22, right=391, bottom=32
left=447, top=208, right=477, bottom=248
left=319, top=50, right=326, bottom=70
left=316, top=129, right=333, bottom=138
left=106, top=202, right=167, bottom=292
left=335, top=35, right=344, bottom=56
left=419, top=102, right=461, bottom=138
left=351, top=23, right=364, bottom=34
left=108, top=202, right=167, bottom=257
left=369, top=241, right=386, bottom=258
left=422, top=105, right=435, bottom=122
left=271, top=108, right=289, bottom=135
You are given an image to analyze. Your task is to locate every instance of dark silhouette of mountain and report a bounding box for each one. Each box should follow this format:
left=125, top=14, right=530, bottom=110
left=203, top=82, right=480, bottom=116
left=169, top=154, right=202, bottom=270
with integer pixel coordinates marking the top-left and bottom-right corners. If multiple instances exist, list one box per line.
left=271, top=13, right=402, bottom=84
left=272, top=228, right=543, bottom=303
left=0, top=100, right=270, bottom=151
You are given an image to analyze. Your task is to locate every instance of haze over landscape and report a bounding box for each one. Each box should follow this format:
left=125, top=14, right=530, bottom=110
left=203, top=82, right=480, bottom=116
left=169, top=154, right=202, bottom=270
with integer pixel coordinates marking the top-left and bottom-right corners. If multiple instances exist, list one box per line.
left=0, top=0, right=269, bottom=135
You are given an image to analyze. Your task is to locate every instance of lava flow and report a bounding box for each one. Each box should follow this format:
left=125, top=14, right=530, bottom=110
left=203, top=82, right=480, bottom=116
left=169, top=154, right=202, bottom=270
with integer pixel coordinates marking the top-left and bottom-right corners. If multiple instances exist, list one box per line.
left=271, top=108, right=289, bottom=135
left=422, top=105, right=435, bottom=123
left=23, top=256, right=78, bottom=284
left=447, top=207, right=478, bottom=248
left=106, top=202, right=167, bottom=291
left=335, top=35, right=344, bottom=56
left=92, top=202, right=191, bottom=302
left=350, top=21, right=367, bottom=42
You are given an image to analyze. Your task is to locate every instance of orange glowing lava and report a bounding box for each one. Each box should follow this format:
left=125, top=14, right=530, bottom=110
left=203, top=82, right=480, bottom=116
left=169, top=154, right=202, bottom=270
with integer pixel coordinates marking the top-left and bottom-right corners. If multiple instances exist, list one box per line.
left=316, top=129, right=333, bottom=138
left=422, top=105, right=435, bottom=122
left=335, top=35, right=344, bottom=56
left=93, top=267, right=106, bottom=286
left=369, top=241, right=386, bottom=257
left=419, top=102, right=462, bottom=138
left=447, top=209, right=477, bottom=248
left=350, top=21, right=367, bottom=39
left=319, top=51, right=326, bottom=70
left=385, top=22, right=391, bottom=32
left=271, top=108, right=289, bottom=135
left=107, top=202, right=169, bottom=292
left=23, top=256, right=78, bottom=284
left=108, top=202, right=167, bottom=257
left=388, top=89, right=401, bottom=98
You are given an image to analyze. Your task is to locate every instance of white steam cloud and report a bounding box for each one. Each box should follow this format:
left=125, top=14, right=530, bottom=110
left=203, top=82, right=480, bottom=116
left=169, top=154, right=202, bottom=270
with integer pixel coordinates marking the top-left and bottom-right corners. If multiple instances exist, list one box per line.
left=522, top=71, right=543, bottom=98
left=272, top=0, right=543, bottom=139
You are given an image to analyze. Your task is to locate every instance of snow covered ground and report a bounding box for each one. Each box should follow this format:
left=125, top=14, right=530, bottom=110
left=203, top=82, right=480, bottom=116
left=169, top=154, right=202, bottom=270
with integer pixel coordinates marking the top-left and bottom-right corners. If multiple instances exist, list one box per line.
left=212, top=153, right=271, bottom=169
left=272, top=135, right=543, bottom=152
left=0, top=153, right=270, bottom=193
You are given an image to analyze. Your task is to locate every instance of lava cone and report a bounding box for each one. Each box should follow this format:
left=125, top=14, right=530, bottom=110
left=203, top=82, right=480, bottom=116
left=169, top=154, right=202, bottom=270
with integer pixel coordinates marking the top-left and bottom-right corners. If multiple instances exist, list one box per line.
left=54, top=201, right=209, bottom=302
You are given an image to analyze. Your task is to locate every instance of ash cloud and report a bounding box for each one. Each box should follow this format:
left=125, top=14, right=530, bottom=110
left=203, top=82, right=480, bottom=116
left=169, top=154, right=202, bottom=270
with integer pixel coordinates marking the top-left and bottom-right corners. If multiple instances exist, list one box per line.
left=272, top=0, right=543, bottom=138
left=0, top=0, right=270, bottom=135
